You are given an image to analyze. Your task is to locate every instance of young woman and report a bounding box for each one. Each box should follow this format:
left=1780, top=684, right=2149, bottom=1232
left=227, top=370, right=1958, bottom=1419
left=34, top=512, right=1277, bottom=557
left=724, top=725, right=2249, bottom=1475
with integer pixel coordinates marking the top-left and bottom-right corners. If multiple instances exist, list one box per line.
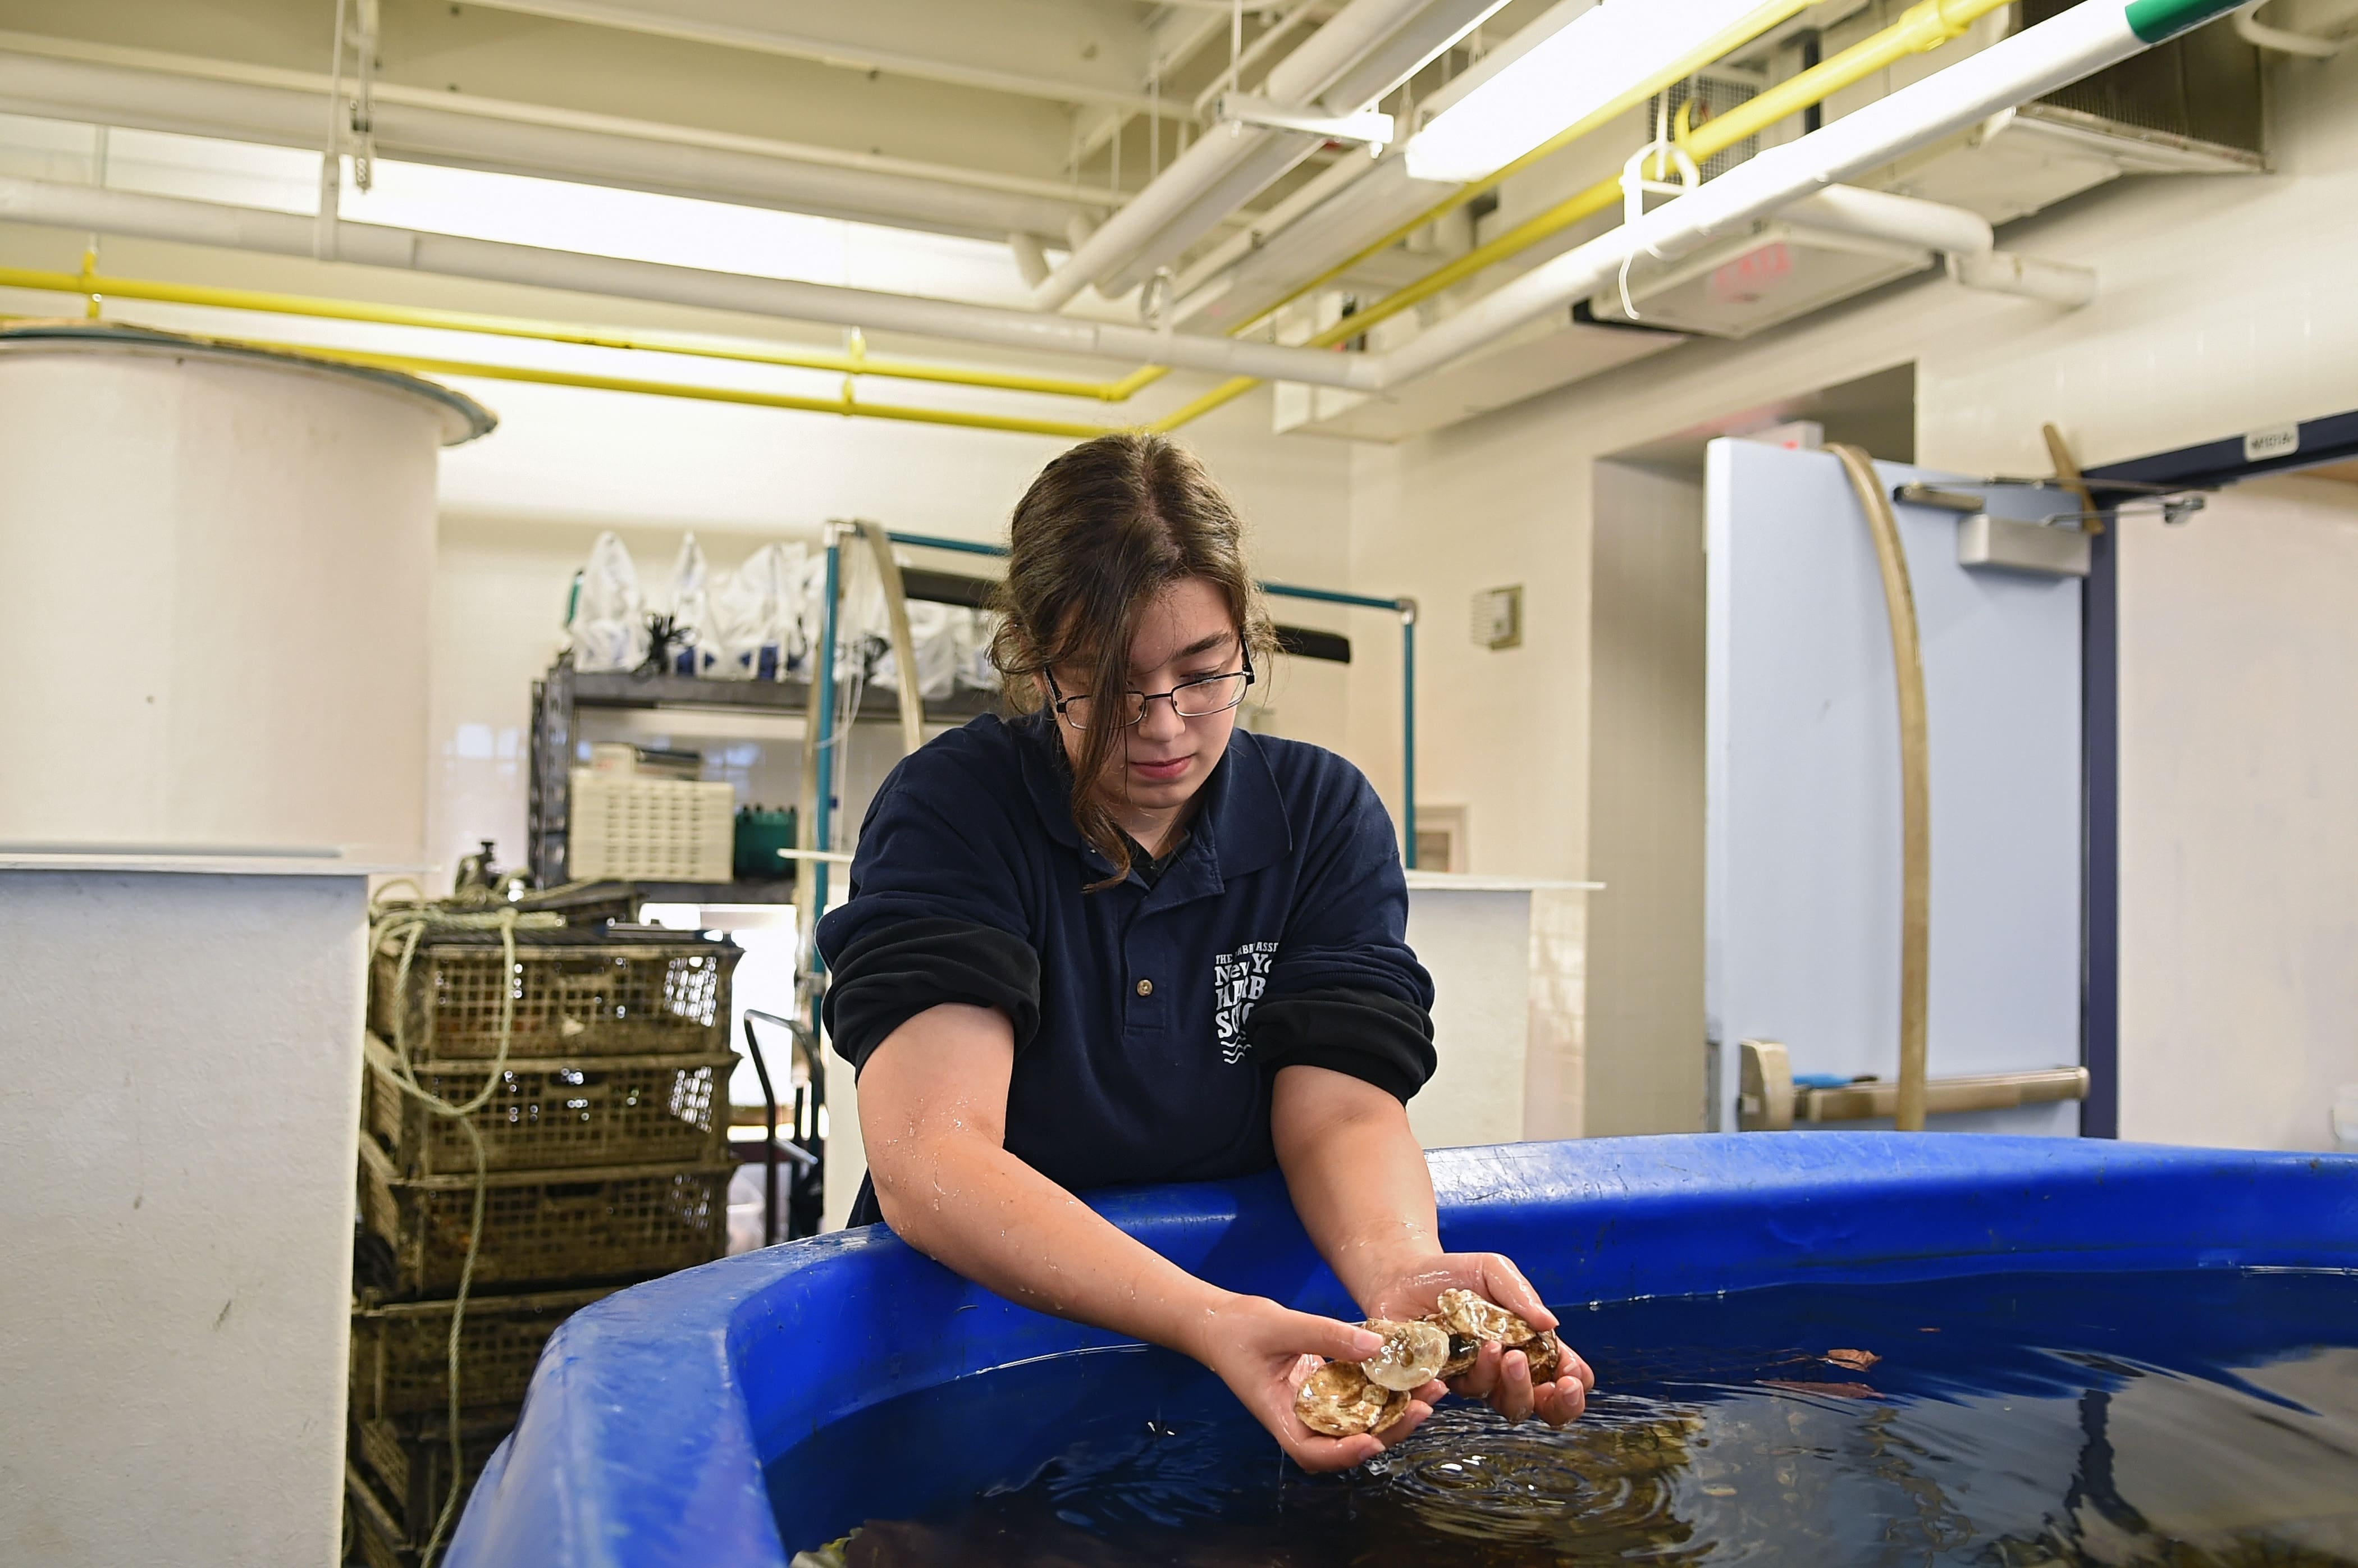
left=816, top=432, right=1591, bottom=1471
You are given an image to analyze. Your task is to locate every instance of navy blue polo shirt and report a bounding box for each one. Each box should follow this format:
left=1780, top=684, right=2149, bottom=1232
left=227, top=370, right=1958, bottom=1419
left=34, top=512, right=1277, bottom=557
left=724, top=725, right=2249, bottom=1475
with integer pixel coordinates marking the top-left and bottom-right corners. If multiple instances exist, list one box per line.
left=816, top=711, right=1436, bottom=1229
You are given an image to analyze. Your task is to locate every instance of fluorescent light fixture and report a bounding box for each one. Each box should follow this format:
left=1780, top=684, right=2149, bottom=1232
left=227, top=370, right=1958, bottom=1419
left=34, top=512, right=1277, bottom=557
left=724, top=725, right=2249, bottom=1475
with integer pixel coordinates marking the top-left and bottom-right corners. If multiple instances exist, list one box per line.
left=1404, top=0, right=1775, bottom=184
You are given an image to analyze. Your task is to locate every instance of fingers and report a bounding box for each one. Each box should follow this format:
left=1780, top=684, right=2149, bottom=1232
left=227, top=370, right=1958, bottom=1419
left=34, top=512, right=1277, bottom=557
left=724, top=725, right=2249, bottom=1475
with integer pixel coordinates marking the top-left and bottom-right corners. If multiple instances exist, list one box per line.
left=1285, top=1309, right=1385, bottom=1363
left=1284, top=1430, right=1382, bottom=1474
left=1446, top=1346, right=1582, bottom=1425
left=1473, top=1254, right=1556, bottom=1331
left=1534, top=1374, right=1589, bottom=1427
left=1493, top=1348, right=1536, bottom=1422
left=1372, top=1395, right=1435, bottom=1445
left=1450, top=1339, right=1502, bottom=1400
left=1562, top=1347, right=1597, bottom=1393
left=1276, top=1392, right=1435, bottom=1474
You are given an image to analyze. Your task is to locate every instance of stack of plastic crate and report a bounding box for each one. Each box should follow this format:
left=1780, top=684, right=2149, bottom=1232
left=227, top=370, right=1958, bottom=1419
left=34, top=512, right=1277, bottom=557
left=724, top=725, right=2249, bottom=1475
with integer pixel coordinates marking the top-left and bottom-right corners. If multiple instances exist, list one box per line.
left=346, top=924, right=741, bottom=1567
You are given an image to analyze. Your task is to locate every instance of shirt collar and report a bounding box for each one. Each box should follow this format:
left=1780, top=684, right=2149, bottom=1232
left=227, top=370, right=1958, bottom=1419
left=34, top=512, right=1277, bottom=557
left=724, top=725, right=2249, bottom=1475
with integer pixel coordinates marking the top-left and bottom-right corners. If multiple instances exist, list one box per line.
left=1011, top=711, right=1291, bottom=887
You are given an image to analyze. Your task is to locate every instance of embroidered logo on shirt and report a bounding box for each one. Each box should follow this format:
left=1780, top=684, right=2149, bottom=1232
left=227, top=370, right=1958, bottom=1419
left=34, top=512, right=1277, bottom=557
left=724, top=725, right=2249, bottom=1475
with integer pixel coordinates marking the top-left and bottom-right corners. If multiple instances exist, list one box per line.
left=1213, top=941, right=1279, bottom=1064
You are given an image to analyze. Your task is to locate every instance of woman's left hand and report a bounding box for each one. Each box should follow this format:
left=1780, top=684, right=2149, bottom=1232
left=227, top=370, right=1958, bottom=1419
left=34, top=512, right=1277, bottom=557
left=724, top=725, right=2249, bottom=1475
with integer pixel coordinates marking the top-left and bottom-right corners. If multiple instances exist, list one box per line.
left=1360, top=1252, right=1596, bottom=1427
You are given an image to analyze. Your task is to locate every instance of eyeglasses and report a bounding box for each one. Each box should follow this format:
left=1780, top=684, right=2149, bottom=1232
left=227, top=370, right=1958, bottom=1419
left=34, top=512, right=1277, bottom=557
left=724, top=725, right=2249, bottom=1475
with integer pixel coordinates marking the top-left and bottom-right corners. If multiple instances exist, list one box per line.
left=1045, top=655, right=1255, bottom=730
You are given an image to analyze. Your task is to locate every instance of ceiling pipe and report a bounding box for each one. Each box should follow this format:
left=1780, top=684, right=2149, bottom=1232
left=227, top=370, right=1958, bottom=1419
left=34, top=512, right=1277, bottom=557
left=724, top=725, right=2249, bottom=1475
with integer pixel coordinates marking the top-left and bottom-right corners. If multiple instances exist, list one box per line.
left=1096, top=0, right=1515, bottom=299
left=1352, top=0, right=2231, bottom=391
left=0, top=44, right=1108, bottom=243
left=1312, top=0, right=1515, bottom=120
left=1166, top=148, right=1385, bottom=321
left=1007, top=232, right=1052, bottom=291
left=1945, top=249, right=2100, bottom=307
left=2231, top=0, right=2356, bottom=53
left=1783, top=185, right=1995, bottom=257
left=1026, top=0, right=1454, bottom=311
left=1098, top=135, right=1316, bottom=299
left=1785, top=184, right=2097, bottom=307
left=1187, top=2, right=1321, bottom=119
left=0, top=173, right=1384, bottom=391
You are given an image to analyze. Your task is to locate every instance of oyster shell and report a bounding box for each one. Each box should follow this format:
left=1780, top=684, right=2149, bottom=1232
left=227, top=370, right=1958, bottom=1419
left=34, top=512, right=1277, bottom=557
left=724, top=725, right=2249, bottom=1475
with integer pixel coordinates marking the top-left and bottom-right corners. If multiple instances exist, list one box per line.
left=1294, top=1360, right=1409, bottom=1438
left=1427, top=1287, right=1564, bottom=1384
left=1360, top=1318, right=1451, bottom=1391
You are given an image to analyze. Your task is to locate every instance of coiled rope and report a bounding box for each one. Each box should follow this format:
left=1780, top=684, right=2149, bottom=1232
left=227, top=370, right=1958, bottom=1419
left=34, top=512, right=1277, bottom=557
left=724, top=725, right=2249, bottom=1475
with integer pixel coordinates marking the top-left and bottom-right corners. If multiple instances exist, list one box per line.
left=365, top=888, right=564, bottom=1565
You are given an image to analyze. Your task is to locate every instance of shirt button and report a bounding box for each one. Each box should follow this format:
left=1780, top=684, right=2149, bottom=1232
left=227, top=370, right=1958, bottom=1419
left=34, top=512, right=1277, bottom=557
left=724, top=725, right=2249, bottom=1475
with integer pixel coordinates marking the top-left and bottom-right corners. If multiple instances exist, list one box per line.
left=1135, top=978, right=1154, bottom=998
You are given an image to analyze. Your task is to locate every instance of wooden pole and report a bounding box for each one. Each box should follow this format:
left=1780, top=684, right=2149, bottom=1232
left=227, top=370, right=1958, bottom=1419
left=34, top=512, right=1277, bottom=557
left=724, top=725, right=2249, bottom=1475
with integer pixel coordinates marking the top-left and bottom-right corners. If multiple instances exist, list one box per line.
left=1829, top=444, right=1931, bottom=1132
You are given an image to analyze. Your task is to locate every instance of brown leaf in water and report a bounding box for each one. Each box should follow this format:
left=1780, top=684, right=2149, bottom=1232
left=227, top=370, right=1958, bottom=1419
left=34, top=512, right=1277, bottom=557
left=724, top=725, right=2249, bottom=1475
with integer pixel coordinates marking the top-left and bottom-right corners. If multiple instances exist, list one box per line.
left=1762, top=1379, right=1884, bottom=1400
left=1824, top=1348, right=1881, bottom=1370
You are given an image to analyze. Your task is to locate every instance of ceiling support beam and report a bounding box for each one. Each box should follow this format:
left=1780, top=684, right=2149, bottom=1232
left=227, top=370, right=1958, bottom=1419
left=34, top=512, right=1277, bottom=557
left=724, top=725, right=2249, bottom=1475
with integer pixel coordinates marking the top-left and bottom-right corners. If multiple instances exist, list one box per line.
left=440, top=0, right=1173, bottom=116
left=0, top=39, right=1113, bottom=242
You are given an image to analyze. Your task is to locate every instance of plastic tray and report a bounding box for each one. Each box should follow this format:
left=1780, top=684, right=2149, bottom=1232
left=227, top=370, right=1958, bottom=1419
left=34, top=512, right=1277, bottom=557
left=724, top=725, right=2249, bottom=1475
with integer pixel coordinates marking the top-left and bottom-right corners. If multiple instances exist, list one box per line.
left=349, top=1283, right=622, bottom=1422
left=356, top=1135, right=732, bottom=1297
left=368, top=926, right=738, bottom=1063
left=362, top=1035, right=733, bottom=1176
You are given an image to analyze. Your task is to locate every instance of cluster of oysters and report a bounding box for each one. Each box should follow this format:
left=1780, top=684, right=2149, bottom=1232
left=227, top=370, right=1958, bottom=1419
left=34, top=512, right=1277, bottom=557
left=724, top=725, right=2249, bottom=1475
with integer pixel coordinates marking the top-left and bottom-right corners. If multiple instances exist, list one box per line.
left=1294, top=1287, right=1565, bottom=1438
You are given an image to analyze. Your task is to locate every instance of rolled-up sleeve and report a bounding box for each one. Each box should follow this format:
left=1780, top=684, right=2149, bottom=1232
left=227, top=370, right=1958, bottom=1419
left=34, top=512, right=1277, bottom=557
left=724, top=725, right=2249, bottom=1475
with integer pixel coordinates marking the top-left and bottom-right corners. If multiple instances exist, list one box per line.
left=816, top=758, right=1041, bottom=1075
left=1249, top=770, right=1436, bottom=1100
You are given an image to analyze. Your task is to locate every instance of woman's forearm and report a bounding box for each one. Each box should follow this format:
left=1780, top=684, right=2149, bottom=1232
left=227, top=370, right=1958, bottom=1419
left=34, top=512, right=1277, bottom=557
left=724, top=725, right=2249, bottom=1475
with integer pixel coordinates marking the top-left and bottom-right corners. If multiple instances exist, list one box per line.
left=874, top=1121, right=1235, bottom=1359
left=1269, top=1064, right=1442, bottom=1309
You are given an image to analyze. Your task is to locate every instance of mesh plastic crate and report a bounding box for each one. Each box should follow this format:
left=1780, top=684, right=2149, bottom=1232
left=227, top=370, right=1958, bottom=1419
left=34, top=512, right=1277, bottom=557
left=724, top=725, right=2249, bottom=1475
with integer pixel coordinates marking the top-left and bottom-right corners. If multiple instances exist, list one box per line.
left=357, top=1135, right=732, bottom=1296
left=568, top=770, right=734, bottom=881
left=368, top=926, right=739, bottom=1063
left=363, top=1035, right=733, bottom=1176
left=350, top=1416, right=509, bottom=1549
left=349, top=1284, right=619, bottom=1423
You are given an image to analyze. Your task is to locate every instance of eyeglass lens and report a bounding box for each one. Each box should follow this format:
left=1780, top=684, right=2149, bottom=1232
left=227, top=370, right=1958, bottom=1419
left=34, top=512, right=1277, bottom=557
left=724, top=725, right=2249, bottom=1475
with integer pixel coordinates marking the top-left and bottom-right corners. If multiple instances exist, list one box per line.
left=1063, top=671, right=1248, bottom=728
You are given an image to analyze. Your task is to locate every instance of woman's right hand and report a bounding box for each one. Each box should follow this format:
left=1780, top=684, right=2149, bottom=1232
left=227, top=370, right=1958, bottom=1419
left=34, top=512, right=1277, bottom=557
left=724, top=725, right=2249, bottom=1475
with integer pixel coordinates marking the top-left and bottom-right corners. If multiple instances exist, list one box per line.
left=1185, top=1293, right=1445, bottom=1473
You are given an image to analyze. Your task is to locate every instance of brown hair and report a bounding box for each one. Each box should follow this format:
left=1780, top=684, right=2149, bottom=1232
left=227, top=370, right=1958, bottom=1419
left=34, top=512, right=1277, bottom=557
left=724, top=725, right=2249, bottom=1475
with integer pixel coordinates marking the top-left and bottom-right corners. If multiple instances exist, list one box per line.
left=990, top=432, right=1278, bottom=886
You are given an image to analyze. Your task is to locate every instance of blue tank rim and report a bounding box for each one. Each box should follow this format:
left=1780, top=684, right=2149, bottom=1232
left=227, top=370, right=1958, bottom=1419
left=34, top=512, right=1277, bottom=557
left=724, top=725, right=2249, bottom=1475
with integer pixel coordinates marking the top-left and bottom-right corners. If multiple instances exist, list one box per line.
left=444, top=1133, right=2358, bottom=1568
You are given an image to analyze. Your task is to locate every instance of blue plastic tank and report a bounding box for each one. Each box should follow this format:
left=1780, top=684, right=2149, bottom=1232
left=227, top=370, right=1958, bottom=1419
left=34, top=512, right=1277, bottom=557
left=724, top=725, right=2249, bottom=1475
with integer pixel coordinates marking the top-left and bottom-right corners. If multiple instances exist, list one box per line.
left=445, top=1133, right=2358, bottom=1568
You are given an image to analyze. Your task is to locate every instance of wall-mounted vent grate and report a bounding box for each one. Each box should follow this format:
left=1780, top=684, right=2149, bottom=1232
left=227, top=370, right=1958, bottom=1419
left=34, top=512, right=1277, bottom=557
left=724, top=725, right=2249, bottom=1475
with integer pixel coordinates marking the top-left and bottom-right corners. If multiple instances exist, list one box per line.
left=1648, top=78, right=1761, bottom=183
left=2024, top=0, right=2265, bottom=160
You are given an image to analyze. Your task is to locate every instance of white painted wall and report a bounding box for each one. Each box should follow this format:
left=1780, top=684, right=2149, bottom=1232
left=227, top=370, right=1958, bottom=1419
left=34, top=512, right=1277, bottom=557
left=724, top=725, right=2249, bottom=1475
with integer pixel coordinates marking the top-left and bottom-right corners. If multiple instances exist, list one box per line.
left=0, top=866, right=367, bottom=1568
left=2117, top=475, right=2358, bottom=1151
left=1586, top=461, right=1709, bottom=1136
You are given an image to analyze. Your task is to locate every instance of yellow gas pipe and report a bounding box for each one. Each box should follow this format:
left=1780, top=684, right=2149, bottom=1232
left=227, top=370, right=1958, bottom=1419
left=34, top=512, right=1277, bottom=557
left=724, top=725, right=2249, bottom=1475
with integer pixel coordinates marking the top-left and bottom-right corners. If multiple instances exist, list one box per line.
left=0, top=260, right=1151, bottom=401
left=268, top=341, right=1126, bottom=438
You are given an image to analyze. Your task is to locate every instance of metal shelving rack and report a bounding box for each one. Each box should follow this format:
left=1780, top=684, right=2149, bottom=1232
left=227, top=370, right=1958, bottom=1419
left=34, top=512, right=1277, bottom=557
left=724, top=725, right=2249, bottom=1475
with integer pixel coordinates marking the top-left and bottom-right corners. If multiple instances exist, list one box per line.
left=526, top=664, right=995, bottom=893
left=527, top=540, right=1409, bottom=898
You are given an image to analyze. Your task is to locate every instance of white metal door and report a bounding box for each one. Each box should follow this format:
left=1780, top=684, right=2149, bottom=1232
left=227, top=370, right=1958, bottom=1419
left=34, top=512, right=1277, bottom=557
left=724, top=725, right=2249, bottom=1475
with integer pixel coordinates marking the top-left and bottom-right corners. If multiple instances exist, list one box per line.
left=1704, top=438, right=2082, bottom=1135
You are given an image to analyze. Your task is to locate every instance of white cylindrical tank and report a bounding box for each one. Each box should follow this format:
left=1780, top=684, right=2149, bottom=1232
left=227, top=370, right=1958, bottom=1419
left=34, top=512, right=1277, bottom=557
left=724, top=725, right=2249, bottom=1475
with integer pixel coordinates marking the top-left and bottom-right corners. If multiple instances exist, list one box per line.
left=0, top=321, right=493, bottom=861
